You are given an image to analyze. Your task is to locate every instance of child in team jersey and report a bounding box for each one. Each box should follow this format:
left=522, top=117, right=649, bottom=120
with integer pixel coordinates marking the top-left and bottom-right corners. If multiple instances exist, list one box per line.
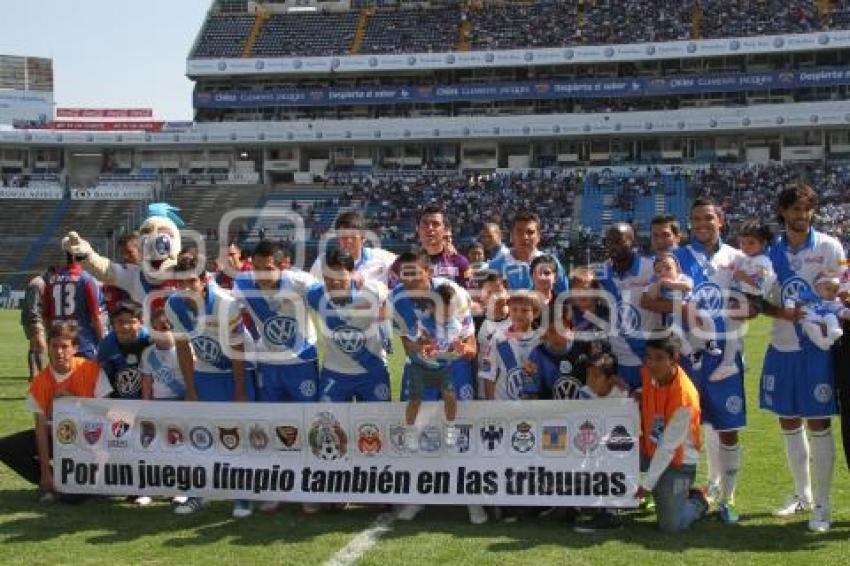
left=645, top=253, right=721, bottom=369
left=579, top=351, right=628, bottom=400
left=530, top=303, right=592, bottom=400
left=404, top=283, right=472, bottom=450
left=732, top=220, right=776, bottom=301
left=140, top=308, right=186, bottom=401
left=798, top=272, right=850, bottom=350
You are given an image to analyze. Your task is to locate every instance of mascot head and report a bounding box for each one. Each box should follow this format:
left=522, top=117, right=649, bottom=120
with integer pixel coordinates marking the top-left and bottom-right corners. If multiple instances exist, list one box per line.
left=139, top=203, right=184, bottom=272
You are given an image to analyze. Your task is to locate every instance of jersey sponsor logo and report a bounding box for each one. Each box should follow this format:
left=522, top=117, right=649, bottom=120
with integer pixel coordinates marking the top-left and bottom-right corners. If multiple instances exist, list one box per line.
left=56, top=419, right=77, bottom=445
left=505, top=367, right=526, bottom=399
left=274, top=425, right=301, bottom=451
left=191, top=336, right=224, bottom=366
left=218, top=427, right=241, bottom=451
left=373, top=383, right=390, bottom=401
left=299, top=379, right=317, bottom=399
left=511, top=421, right=536, bottom=453
left=606, top=425, right=635, bottom=452
left=249, top=425, right=269, bottom=451
left=458, top=383, right=474, bottom=401
left=763, top=373, right=776, bottom=392
left=264, top=315, right=298, bottom=347
left=308, top=411, right=348, bottom=461
left=781, top=276, right=812, bottom=306
left=616, top=303, right=642, bottom=334
left=725, top=395, right=744, bottom=415
left=574, top=419, right=600, bottom=455
left=692, top=282, right=725, bottom=317
left=139, top=420, right=156, bottom=449
left=333, top=325, right=366, bottom=355
left=553, top=376, right=582, bottom=400
left=357, top=423, right=383, bottom=456
left=114, top=368, right=141, bottom=397
left=83, top=422, right=103, bottom=446
left=814, top=383, right=833, bottom=404
left=479, top=420, right=505, bottom=452
left=190, top=426, right=213, bottom=450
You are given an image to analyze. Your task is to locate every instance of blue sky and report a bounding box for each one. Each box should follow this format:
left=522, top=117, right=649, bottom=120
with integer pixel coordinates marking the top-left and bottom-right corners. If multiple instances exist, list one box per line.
left=0, top=0, right=212, bottom=119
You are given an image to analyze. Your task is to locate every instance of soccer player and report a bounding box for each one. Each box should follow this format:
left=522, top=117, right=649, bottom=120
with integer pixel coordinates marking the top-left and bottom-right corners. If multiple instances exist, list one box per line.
left=306, top=249, right=391, bottom=403
left=635, top=334, right=708, bottom=533
left=140, top=308, right=186, bottom=401
left=650, top=214, right=682, bottom=255
left=43, top=254, right=105, bottom=359
left=479, top=222, right=509, bottom=263
left=0, top=321, right=112, bottom=502
left=310, top=211, right=397, bottom=285
left=643, top=199, right=748, bottom=524
left=487, top=211, right=568, bottom=294
left=97, top=300, right=151, bottom=401
left=103, top=232, right=140, bottom=315
left=166, top=255, right=255, bottom=518
left=21, top=271, right=48, bottom=380
left=481, top=291, right=541, bottom=401
left=389, top=205, right=471, bottom=288
left=760, top=184, right=845, bottom=533
left=475, top=272, right=511, bottom=399
left=598, top=223, right=659, bottom=390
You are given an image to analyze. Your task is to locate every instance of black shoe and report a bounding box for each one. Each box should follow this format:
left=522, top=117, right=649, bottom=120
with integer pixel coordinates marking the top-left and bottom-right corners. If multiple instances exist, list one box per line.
left=573, top=510, right=623, bottom=533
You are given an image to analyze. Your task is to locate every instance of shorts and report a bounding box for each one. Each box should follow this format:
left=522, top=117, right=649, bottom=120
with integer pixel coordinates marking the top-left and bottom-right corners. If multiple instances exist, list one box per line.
left=689, top=352, right=746, bottom=431
left=194, top=370, right=257, bottom=402
left=400, top=359, right=474, bottom=402
left=407, top=363, right=454, bottom=400
left=318, top=367, right=391, bottom=403
left=257, top=361, right=319, bottom=402
left=619, top=364, right=642, bottom=390
left=760, top=346, right=837, bottom=419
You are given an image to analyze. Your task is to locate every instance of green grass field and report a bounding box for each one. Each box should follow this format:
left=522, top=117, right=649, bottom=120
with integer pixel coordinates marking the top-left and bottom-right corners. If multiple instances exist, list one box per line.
left=0, top=310, right=848, bottom=565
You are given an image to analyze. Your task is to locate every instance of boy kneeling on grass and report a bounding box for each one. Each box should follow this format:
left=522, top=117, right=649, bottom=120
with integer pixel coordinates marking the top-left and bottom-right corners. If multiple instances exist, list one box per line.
left=636, top=333, right=709, bottom=533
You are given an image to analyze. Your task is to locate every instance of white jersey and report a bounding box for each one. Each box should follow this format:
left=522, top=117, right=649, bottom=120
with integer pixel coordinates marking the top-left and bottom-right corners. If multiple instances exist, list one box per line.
left=732, top=253, right=776, bottom=297
left=306, top=279, right=389, bottom=375
left=310, top=246, right=397, bottom=285
left=165, top=282, right=245, bottom=375
left=139, top=344, right=186, bottom=400
left=599, top=254, right=661, bottom=368
left=766, top=230, right=846, bottom=352
left=477, top=317, right=511, bottom=388
left=232, top=269, right=318, bottom=364
left=108, top=262, right=169, bottom=305
left=482, top=328, right=540, bottom=400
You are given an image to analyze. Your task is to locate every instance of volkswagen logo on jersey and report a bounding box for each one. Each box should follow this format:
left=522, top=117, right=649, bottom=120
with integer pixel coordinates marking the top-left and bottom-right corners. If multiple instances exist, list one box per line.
left=553, top=376, right=582, bottom=400
left=506, top=367, right=526, bottom=399
left=781, top=276, right=811, bottom=307
left=264, top=315, right=297, bottom=347
left=192, top=336, right=224, bottom=366
left=617, top=303, right=642, bottom=334
left=692, top=283, right=725, bottom=317
left=115, top=368, right=141, bottom=397
left=333, top=325, right=366, bottom=355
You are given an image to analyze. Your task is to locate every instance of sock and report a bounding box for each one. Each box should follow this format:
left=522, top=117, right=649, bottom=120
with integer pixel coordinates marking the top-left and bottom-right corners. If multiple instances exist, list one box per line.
left=718, top=443, right=741, bottom=504
left=809, top=428, right=835, bottom=509
left=703, top=425, right=721, bottom=489
left=782, top=427, right=812, bottom=502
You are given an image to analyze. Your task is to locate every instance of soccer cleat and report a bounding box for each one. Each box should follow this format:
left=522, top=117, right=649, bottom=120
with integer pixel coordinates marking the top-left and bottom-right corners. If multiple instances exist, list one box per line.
left=573, top=510, right=623, bottom=533
left=772, top=494, right=812, bottom=518
left=232, top=500, right=253, bottom=519
left=404, top=428, right=419, bottom=452
left=174, top=497, right=206, bottom=515
left=135, top=496, right=153, bottom=506
left=445, top=424, right=458, bottom=447
left=258, top=501, right=279, bottom=514
left=808, top=505, right=831, bottom=533
left=396, top=504, right=423, bottom=521
left=718, top=502, right=740, bottom=525
left=38, top=491, right=56, bottom=504
left=705, top=482, right=721, bottom=505
left=172, top=496, right=188, bottom=505
left=688, top=488, right=710, bottom=520
left=467, top=505, right=488, bottom=525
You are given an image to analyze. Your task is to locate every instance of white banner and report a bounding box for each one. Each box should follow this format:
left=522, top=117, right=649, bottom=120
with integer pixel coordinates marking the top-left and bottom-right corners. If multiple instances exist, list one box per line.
left=0, top=186, right=63, bottom=199
left=53, top=398, right=639, bottom=507
left=71, top=186, right=153, bottom=200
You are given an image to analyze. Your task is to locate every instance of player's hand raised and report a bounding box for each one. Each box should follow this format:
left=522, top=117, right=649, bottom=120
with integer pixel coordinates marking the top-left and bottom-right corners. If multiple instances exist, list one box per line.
left=61, top=231, right=92, bottom=260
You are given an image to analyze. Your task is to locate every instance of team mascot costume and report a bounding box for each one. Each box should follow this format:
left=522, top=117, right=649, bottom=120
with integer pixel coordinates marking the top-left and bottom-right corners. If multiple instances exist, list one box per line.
left=61, top=203, right=185, bottom=304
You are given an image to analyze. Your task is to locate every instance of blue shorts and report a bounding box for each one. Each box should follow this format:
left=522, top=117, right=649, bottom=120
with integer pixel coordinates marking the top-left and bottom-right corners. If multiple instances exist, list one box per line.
left=400, top=359, right=475, bottom=402
left=689, top=352, right=746, bottom=431
left=619, top=364, right=643, bottom=390
left=257, top=361, right=319, bottom=402
left=194, top=370, right=257, bottom=402
left=760, top=346, right=837, bottom=419
left=319, top=367, right=391, bottom=402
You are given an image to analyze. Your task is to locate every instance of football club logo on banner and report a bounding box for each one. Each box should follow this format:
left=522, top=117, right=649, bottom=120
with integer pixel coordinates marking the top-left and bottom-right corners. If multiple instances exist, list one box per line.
left=478, top=420, right=505, bottom=454
left=308, top=411, right=348, bottom=461
left=108, top=419, right=131, bottom=449
left=511, top=421, right=537, bottom=454
left=139, top=420, right=157, bottom=449
left=357, top=423, right=383, bottom=456
left=274, top=425, right=301, bottom=451
left=542, top=424, right=568, bottom=453
left=447, top=423, right=472, bottom=455
left=165, top=424, right=185, bottom=448
left=605, top=423, right=635, bottom=453
left=574, top=419, right=600, bottom=455
left=388, top=423, right=409, bottom=456
left=419, top=425, right=442, bottom=454
left=249, top=425, right=270, bottom=451
left=83, top=422, right=103, bottom=446
left=56, top=419, right=77, bottom=445
left=218, top=427, right=241, bottom=451
left=190, top=426, right=214, bottom=451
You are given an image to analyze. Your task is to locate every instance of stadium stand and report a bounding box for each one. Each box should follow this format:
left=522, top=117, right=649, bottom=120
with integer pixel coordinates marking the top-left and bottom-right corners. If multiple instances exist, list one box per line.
left=358, top=6, right=461, bottom=54
left=191, top=13, right=256, bottom=58
left=250, top=12, right=359, bottom=58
